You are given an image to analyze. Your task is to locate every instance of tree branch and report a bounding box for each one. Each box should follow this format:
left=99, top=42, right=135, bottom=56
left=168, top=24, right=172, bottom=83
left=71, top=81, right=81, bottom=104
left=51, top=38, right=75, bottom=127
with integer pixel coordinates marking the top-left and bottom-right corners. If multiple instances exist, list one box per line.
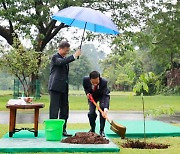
left=40, top=23, right=66, bottom=51
left=34, top=0, right=45, bottom=33
left=2, top=1, right=14, bottom=33
left=1, top=1, right=21, bottom=47
left=0, top=26, right=13, bottom=45
left=45, top=20, right=56, bottom=37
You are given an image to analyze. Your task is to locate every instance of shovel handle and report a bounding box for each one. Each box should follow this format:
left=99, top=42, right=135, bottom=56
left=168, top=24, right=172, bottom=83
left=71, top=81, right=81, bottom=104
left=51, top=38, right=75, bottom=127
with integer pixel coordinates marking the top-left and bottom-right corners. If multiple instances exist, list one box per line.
left=89, top=94, right=111, bottom=123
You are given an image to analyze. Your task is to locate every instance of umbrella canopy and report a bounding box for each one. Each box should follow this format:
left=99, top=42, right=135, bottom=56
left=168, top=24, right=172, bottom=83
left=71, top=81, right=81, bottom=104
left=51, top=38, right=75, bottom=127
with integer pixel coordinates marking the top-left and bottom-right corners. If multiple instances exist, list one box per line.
left=52, top=6, right=119, bottom=35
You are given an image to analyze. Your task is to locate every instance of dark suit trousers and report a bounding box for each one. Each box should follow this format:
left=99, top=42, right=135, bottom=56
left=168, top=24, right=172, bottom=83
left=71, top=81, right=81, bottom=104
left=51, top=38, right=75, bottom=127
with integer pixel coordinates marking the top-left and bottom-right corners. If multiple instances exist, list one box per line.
left=88, top=96, right=109, bottom=132
left=49, top=90, right=69, bottom=132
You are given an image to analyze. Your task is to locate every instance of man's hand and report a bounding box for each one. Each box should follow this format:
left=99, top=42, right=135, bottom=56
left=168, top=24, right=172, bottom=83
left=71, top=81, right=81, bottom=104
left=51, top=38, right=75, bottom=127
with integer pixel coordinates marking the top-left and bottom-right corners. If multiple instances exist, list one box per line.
left=74, top=49, right=81, bottom=58
left=102, top=108, right=108, bottom=118
left=86, top=93, right=90, bottom=99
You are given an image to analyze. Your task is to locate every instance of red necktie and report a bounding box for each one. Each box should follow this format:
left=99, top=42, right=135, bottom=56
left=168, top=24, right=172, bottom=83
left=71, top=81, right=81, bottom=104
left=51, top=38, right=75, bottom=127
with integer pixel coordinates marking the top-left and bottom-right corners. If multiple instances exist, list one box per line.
left=93, top=85, right=97, bottom=92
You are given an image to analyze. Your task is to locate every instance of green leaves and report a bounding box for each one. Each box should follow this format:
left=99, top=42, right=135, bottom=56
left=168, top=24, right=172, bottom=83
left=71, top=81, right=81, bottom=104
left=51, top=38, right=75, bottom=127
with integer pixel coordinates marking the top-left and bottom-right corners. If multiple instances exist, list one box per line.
left=0, top=44, right=48, bottom=96
left=1, top=48, right=48, bottom=77
left=101, top=46, right=142, bottom=91
left=133, top=72, right=159, bottom=95
left=133, top=81, right=149, bottom=94
left=116, top=73, right=133, bottom=85
left=69, top=54, right=91, bottom=89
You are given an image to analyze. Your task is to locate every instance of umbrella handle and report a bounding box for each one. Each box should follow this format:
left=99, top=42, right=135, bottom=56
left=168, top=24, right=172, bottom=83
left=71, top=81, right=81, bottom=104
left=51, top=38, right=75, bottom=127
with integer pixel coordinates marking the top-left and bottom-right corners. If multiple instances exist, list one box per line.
left=77, top=45, right=82, bottom=59
left=77, top=22, right=87, bottom=59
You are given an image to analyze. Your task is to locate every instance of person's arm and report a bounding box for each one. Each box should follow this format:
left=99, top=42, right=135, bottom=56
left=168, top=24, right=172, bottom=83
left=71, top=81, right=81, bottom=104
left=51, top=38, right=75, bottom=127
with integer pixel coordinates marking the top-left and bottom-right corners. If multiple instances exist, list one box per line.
left=53, top=49, right=81, bottom=66
left=101, top=80, right=110, bottom=110
left=102, top=93, right=110, bottom=118
left=83, top=77, right=91, bottom=99
left=53, top=55, right=75, bottom=66
left=101, top=80, right=110, bottom=96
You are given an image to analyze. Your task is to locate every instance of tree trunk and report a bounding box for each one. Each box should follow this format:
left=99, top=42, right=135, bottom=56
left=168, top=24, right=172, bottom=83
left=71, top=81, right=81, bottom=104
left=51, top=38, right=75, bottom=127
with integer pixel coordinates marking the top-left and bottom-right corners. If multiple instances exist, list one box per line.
left=170, top=52, right=174, bottom=70
left=28, top=73, right=38, bottom=96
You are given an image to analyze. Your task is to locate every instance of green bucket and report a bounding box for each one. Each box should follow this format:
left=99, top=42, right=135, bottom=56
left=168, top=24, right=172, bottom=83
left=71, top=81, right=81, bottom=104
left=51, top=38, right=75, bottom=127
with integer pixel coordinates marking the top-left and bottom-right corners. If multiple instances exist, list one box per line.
left=44, top=119, right=65, bottom=141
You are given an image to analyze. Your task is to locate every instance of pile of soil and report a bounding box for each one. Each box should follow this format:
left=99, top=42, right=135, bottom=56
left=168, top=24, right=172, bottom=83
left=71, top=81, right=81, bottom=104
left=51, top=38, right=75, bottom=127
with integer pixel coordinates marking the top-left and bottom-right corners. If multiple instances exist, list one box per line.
left=122, top=139, right=170, bottom=149
left=61, top=132, right=109, bottom=144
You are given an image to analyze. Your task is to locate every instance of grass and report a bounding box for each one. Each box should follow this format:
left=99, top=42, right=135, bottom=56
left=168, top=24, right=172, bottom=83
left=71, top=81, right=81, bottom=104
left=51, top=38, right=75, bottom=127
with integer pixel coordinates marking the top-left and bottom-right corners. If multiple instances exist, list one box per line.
left=0, top=90, right=134, bottom=96
left=0, top=92, right=180, bottom=112
left=0, top=90, right=13, bottom=96
left=69, top=90, right=135, bottom=96
left=0, top=123, right=180, bottom=154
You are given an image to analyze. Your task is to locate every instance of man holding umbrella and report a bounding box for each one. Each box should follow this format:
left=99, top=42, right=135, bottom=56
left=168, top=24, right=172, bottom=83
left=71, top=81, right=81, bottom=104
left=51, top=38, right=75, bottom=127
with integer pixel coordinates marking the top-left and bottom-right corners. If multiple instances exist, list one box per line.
left=48, top=41, right=81, bottom=137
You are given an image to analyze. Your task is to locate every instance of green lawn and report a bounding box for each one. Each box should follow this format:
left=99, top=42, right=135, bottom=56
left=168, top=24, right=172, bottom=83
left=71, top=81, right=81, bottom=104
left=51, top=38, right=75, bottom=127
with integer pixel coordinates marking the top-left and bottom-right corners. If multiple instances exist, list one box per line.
left=0, top=92, right=179, bottom=112
left=0, top=123, right=180, bottom=154
left=0, top=91, right=180, bottom=153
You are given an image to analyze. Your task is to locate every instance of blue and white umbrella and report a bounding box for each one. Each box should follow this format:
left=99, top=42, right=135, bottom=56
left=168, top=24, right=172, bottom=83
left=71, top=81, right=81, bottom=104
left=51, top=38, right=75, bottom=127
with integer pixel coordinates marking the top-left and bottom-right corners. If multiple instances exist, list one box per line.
left=52, top=6, right=119, bottom=48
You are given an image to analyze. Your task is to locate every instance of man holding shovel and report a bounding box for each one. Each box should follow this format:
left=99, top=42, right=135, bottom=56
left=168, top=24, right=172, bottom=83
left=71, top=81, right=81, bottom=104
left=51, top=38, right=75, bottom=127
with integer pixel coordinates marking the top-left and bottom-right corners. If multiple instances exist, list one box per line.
left=83, top=71, right=110, bottom=137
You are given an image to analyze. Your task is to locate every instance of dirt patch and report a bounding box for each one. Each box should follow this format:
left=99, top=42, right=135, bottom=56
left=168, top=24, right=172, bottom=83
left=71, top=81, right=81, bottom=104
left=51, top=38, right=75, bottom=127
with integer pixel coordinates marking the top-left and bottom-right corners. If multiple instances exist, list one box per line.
left=61, top=132, right=109, bottom=144
left=122, top=139, right=170, bottom=149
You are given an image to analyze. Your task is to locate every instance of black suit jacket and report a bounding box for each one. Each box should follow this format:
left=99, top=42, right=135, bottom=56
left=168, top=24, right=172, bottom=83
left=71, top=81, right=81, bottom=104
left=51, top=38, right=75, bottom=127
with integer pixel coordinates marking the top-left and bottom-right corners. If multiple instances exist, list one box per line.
left=48, top=53, right=75, bottom=93
left=83, top=76, right=110, bottom=108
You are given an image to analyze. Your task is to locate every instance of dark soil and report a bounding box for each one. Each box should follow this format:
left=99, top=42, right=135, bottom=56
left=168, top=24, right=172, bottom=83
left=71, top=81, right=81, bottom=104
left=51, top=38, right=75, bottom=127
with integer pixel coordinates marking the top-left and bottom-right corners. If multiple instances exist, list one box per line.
left=61, top=132, right=109, bottom=144
left=122, top=139, right=170, bottom=149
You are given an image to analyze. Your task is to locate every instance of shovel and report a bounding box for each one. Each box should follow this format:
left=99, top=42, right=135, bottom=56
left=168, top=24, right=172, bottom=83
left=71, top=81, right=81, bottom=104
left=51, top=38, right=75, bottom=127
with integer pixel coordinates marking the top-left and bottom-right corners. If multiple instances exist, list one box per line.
left=89, top=94, right=126, bottom=139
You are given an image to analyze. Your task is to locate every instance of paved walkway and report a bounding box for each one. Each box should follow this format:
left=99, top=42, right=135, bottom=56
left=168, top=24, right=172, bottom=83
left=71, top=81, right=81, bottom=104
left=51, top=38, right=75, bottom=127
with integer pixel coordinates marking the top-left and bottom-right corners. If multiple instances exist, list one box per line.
left=0, top=111, right=180, bottom=124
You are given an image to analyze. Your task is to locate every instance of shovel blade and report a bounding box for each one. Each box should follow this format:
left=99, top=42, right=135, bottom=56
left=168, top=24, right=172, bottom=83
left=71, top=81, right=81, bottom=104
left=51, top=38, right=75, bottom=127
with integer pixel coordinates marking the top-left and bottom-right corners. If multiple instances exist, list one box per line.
left=110, top=121, right=126, bottom=139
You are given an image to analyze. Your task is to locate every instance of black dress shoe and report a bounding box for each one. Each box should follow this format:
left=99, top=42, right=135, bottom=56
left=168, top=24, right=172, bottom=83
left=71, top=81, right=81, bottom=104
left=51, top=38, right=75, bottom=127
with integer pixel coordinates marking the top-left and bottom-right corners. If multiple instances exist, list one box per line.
left=100, top=131, right=105, bottom=137
left=63, top=131, right=72, bottom=137
left=88, top=129, right=95, bottom=133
